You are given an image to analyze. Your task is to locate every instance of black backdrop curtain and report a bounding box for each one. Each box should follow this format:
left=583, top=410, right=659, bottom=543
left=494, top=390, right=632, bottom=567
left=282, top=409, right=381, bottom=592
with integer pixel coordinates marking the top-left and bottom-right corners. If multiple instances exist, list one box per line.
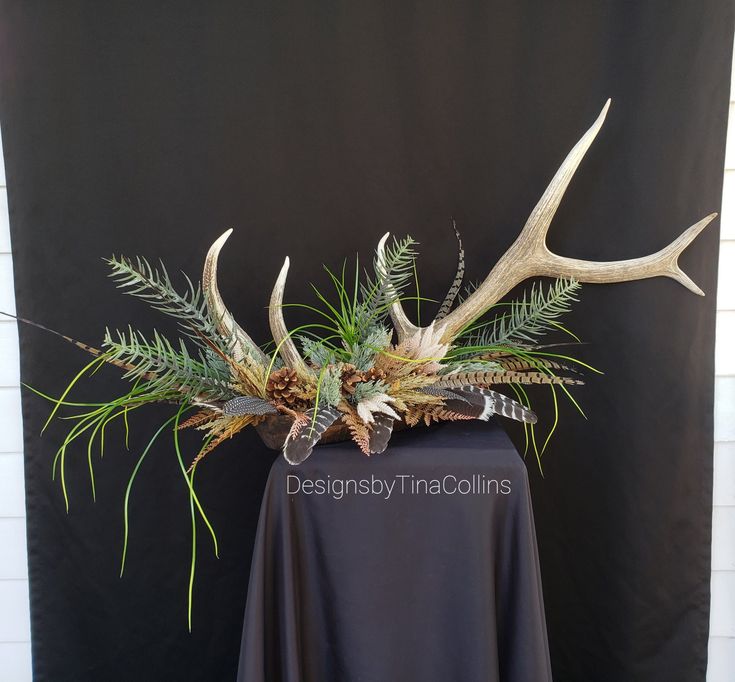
left=0, top=2, right=731, bottom=680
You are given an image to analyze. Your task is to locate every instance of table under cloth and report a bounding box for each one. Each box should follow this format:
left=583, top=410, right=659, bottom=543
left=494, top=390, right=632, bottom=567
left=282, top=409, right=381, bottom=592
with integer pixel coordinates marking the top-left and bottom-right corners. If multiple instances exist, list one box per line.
left=236, top=420, right=553, bottom=682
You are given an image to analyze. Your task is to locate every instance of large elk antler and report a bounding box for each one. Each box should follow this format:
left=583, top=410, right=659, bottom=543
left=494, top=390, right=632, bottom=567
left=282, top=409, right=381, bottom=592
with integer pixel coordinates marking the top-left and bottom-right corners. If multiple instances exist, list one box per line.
left=379, top=99, right=716, bottom=354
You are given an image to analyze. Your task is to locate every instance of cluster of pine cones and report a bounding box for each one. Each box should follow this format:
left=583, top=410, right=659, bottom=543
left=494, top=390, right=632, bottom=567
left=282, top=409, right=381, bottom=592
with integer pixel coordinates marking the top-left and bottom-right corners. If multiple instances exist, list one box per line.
left=265, top=365, right=387, bottom=407
left=340, top=364, right=386, bottom=395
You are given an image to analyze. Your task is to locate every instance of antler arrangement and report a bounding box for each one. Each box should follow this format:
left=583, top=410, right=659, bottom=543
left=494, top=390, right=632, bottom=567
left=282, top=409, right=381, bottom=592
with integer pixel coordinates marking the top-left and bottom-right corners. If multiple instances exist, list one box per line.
left=12, top=99, right=713, bottom=631
left=29, top=100, right=715, bottom=474
left=178, top=99, right=712, bottom=464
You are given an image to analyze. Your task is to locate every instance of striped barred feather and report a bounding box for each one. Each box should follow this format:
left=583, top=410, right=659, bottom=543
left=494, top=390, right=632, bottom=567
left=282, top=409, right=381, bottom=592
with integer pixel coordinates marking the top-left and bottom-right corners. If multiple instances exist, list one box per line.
left=434, top=370, right=583, bottom=387
left=491, top=357, right=579, bottom=374
left=283, top=407, right=341, bottom=465
left=449, top=386, right=537, bottom=424
left=435, top=220, right=465, bottom=320
left=368, top=413, right=395, bottom=454
left=439, top=398, right=486, bottom=420
left=222, top=396, right=278, bottom=416
left=419, top=385, right=471, bottom=401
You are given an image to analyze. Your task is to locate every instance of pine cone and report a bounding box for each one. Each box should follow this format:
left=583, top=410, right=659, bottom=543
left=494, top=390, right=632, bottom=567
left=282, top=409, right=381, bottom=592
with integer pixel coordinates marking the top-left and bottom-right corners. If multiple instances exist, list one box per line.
left=266, top=367, right=301, bottom=405
left=341, top=364, right=363, bottom=395
left=362, top=367, right=387, bottom=384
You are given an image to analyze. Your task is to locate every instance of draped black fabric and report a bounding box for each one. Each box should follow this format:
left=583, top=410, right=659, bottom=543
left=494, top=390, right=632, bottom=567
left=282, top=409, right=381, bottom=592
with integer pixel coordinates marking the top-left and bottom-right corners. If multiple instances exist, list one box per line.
left=238, top=422, right=552, bottom=682
left=0, top=1, right=731, bottom=680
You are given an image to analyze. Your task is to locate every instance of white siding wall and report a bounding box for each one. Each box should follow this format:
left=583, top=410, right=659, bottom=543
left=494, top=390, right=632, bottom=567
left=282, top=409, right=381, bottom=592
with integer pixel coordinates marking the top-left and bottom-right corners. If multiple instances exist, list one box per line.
left=707, top=51, right=735, bottom=682
left=0, top=127, right=32, bottom=681
left=0, top=68, right=734, bottom=682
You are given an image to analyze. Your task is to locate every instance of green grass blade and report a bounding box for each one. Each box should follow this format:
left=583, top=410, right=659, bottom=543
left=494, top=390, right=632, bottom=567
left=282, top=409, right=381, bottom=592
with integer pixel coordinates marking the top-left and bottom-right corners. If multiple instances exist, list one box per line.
left=540, top=383, right=559, bottom=455
left=120, top=414, right=178, bottom=577
left=42, top=356, right=107, bottom=433
left=172, top=406, right=219, bottom=557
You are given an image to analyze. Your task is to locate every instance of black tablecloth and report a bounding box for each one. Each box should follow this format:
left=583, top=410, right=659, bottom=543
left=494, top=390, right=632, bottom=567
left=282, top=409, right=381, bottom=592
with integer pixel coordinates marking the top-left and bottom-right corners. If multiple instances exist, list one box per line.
left=236, top=420, right=552, bottom=682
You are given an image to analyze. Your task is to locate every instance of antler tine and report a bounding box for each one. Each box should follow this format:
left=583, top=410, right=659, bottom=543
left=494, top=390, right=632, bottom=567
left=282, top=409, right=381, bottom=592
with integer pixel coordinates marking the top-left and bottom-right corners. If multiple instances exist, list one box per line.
left=537, top=212, right=716, bottom=296
left=377, top=232, right=419, bottom=342
left=519, top=98, right=611, bottom=251
left=436, top=100, right=612, bottom=341
left=269, top=257, right=312, bottom=376
left=203, top=230, right=269, bottom=366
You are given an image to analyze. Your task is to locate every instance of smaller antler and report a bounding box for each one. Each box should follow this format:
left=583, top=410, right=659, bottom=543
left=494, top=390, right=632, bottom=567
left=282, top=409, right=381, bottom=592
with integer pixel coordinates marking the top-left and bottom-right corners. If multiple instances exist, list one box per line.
left=376, top=233, right=419, bottom=340
left=203, top=230, right=269, bottom=366
left=269, top=258, right=313, bottom=377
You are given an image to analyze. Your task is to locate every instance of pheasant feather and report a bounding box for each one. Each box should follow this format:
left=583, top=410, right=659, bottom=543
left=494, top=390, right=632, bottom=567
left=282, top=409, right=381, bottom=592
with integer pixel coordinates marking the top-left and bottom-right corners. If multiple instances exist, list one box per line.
left=435, top=370, right=582, bottom=388
left=435, top=220, right=465, bottom=320
left=449, top=386, right=537, bottom=424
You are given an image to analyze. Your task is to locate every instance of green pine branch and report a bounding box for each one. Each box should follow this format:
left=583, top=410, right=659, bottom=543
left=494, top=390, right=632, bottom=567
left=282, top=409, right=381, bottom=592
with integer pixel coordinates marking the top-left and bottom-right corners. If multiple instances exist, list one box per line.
left=102, top=327, right=234, bottom=400
left=105, top=255, right=233, bottom=354
left=464, top=278, right=581, bottom=347
left=360, top=235, right=418, bottom=321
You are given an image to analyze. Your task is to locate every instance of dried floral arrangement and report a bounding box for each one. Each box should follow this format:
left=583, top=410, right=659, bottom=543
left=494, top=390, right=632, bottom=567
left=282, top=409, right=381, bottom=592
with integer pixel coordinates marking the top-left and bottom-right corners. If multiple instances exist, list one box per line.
left=5, top=101, right=715, bottom=626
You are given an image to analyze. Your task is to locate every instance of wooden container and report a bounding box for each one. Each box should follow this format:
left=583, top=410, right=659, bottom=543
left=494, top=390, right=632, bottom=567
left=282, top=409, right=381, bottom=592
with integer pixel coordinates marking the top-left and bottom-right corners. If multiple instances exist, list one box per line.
left=254, top=414, right=409, bottom=450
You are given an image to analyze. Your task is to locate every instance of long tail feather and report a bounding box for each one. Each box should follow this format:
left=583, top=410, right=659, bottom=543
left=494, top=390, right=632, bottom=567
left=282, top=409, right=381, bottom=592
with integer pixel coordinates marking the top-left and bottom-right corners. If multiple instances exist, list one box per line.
left=440, top=398, right=488, bottom=420
left=492, top=357, right=581, bottom=374
left=0, top=310, right=146, bottom=376
left=435, top=219, right=465, bottom=320
left=449, top=386, right=537, bottom=424
left=435, top=370, right=582, bottom=387
left=419, top=385, right=471, bottom=401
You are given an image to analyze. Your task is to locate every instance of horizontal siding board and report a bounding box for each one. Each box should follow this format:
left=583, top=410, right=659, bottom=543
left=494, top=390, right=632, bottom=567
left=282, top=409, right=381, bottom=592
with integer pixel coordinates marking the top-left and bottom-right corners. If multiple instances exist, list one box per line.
left=0, top=189, right=8, bottom=253
left=0, top=253, right=16, bottom=315
left=716, top=311, right=735, bottom=375
left=713, top=507, right=735, bottom=570
left=723, top=172, right=735, bottom=240
left=0, top=643, right=32, bottom=682
left=0, top=518, right=28, bottom=579
left=0, top=454, right=25, bottom=517
left=708, top=637, right=735, bottom=682
left=718, top=241, right=735, bottom=311
left=714, top=377, right=735, bottom=442
left=711, top=571, right=735, bottom=637
left=0, top=581, right=30, bottom=642
left=714, top=442, right=735, bottom=506
left=0, top=387, right=22, bottom=452
left=0, top=321, right=19, bottom=386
